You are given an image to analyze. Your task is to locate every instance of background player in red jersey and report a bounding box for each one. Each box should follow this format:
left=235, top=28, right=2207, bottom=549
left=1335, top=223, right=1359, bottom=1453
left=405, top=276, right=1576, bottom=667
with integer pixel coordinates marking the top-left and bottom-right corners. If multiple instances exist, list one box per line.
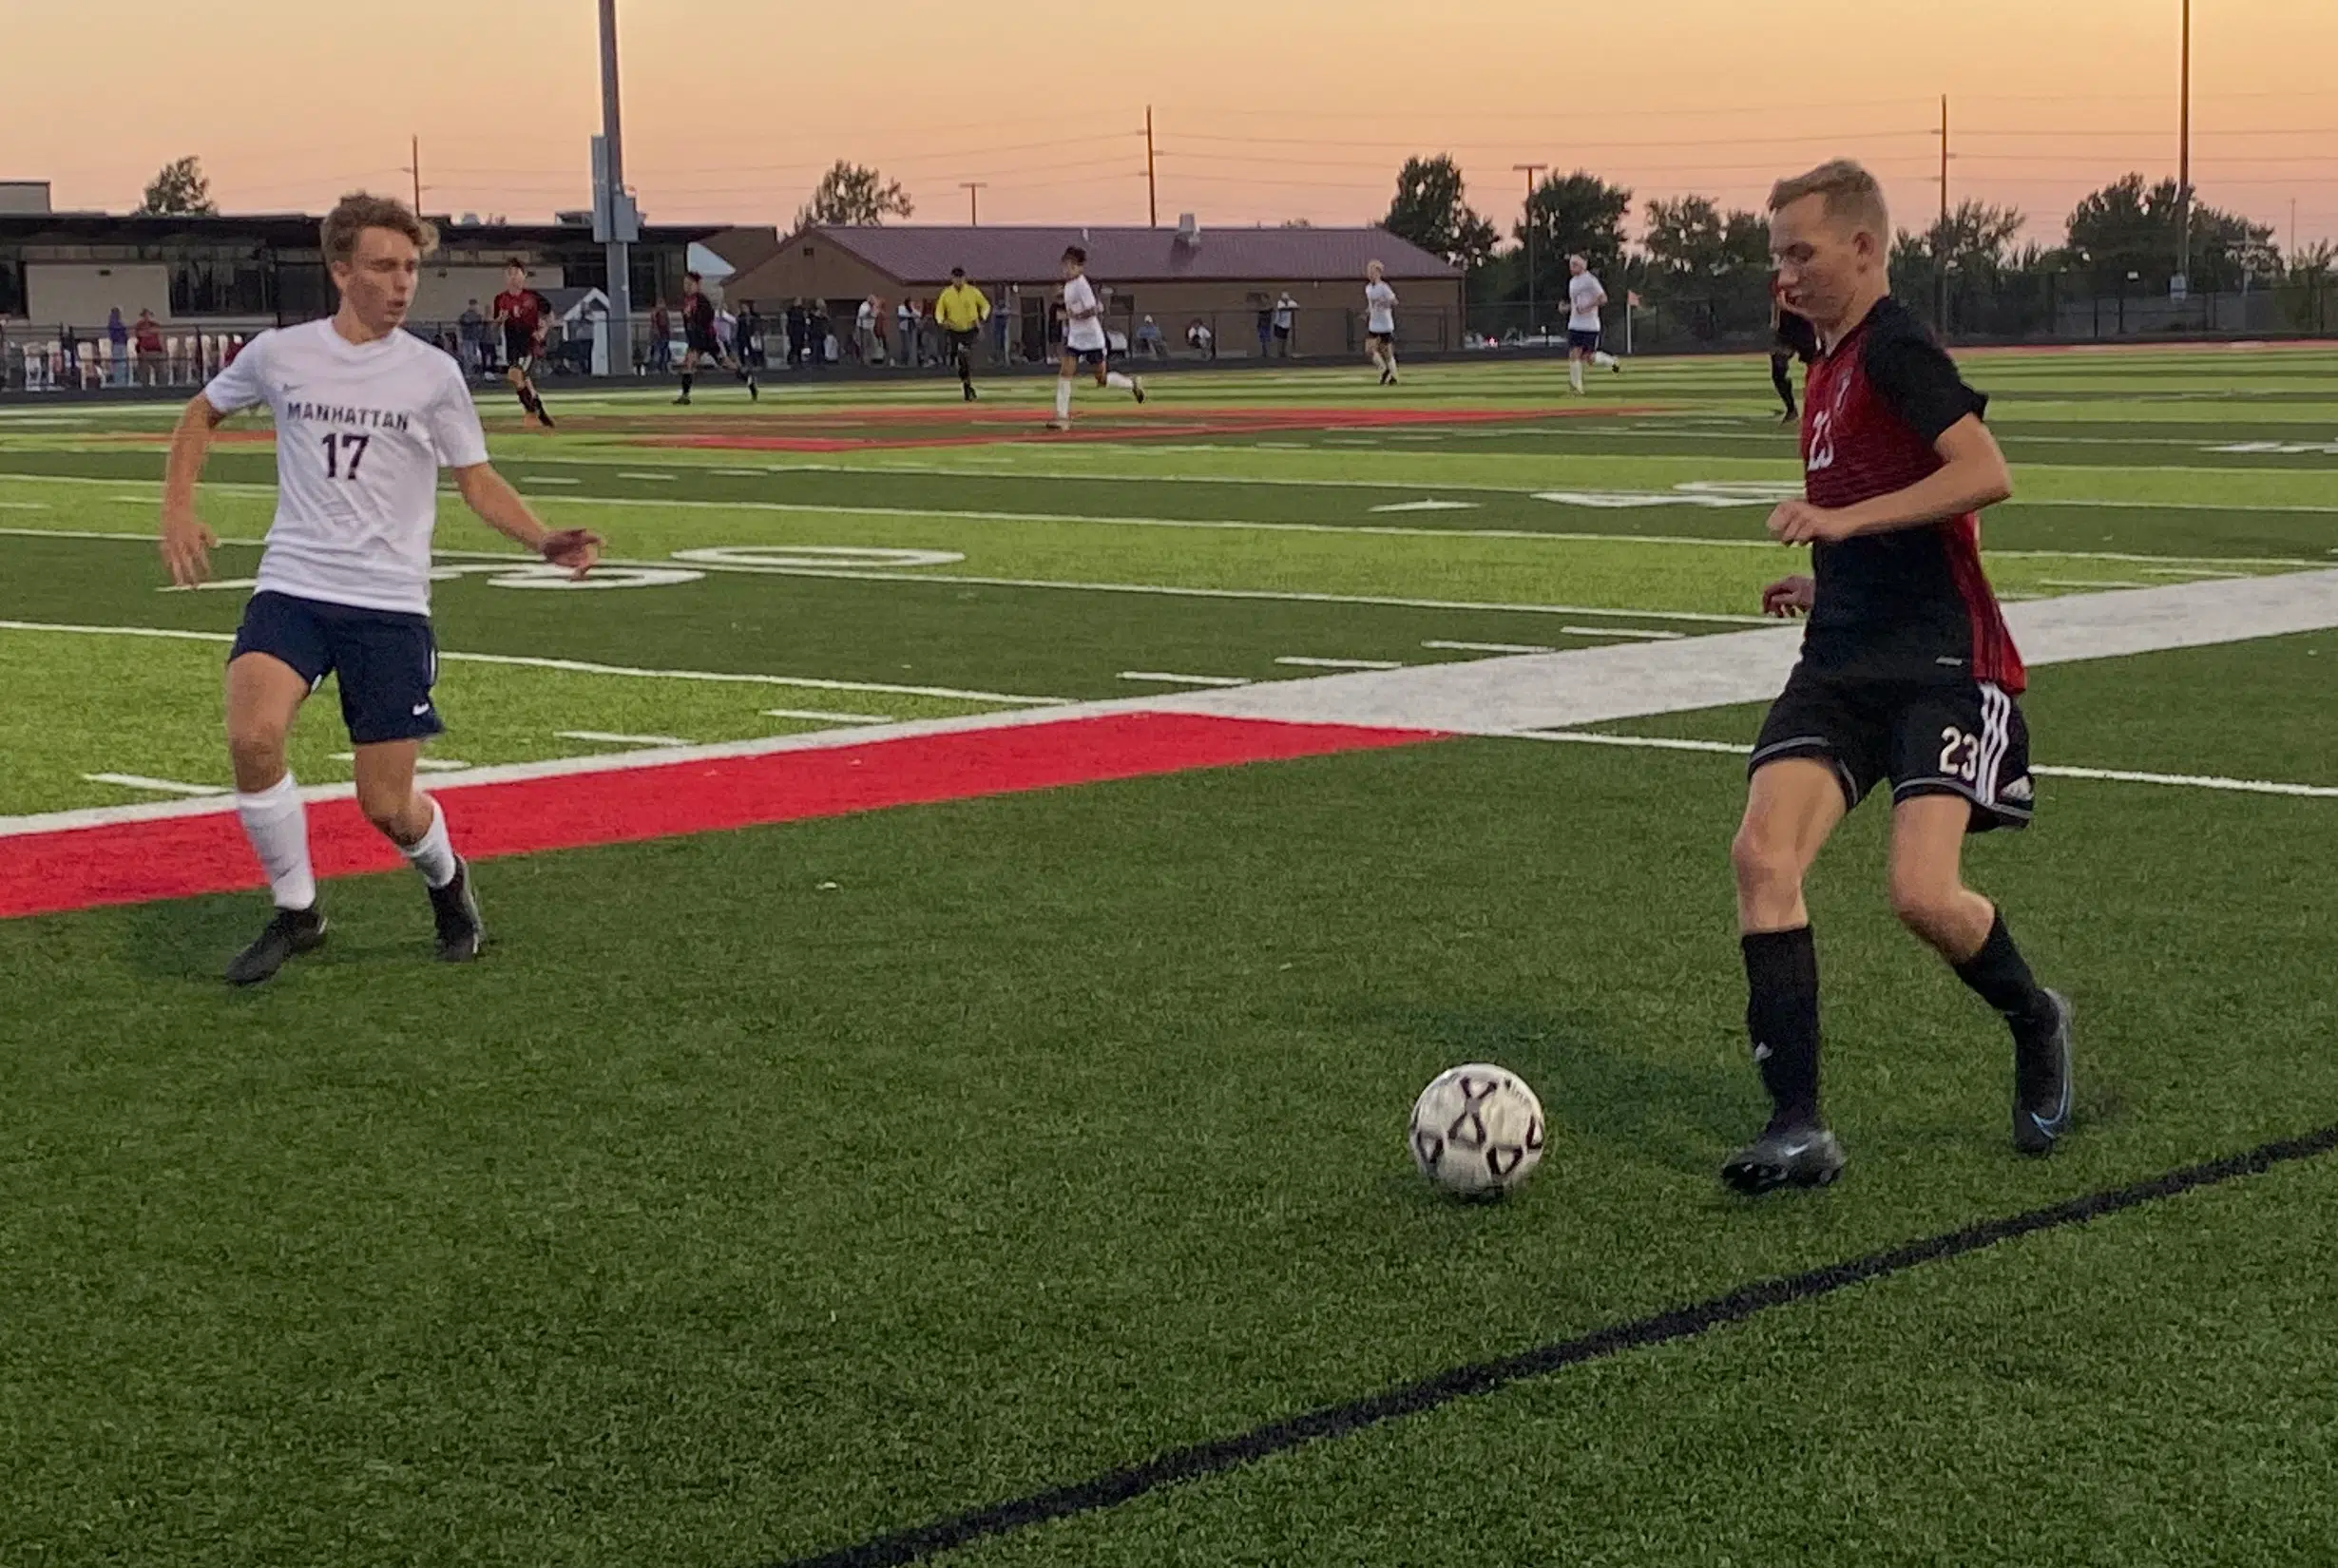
left=674, top=271, right=757, bottom=405
left=1721, top=159, right=2073, bottom=1195
left=490, top=258, right=554, bottom=429
left=1769, top=272, right=1819, bottom=423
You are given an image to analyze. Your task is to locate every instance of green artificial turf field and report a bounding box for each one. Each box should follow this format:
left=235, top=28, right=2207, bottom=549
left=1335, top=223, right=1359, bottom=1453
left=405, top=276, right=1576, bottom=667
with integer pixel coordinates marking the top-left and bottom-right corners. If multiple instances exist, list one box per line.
left=1, top=347, right=2334, bottom=1566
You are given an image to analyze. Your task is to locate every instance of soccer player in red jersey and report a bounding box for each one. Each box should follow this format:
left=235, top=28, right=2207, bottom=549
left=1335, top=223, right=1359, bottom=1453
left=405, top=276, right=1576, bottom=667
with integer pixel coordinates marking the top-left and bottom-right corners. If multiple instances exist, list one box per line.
left=490, top=259, right=555, bottom=429
left=674, top=271, right=757, bottom=405
left=1721, top=159, right=2073, bottom=1195
left=1769, top=272, right=1818, bottom=423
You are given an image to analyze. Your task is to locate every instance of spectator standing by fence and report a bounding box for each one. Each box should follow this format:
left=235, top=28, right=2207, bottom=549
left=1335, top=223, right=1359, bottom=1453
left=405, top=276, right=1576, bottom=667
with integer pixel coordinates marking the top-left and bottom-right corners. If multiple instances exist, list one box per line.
left=854, top=296, right=878, bottom=363
left=784, top=299, right=807, bottom=367
left=134, top=309, right=165, bottom=385
left=457, top=301, right=485, bottom=373
left=1273, top=291, right=1299, bottom=357
left=106, top=309, right=130, bottom=384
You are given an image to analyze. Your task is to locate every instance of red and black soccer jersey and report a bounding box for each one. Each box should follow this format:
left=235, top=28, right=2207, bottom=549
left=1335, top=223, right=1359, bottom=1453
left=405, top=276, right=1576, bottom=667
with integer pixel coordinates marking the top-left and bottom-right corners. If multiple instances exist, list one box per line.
left=682, top=294, right=719, bottom=350
left=495, top=290, right=549, bottom=367
left=1798, top=296, right=2024, bottom=694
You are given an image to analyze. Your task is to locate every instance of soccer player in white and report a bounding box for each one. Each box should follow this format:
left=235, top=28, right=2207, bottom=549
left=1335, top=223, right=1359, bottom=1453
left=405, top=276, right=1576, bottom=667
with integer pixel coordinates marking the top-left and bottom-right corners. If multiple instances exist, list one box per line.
left=1364, top=260, right=1400, bottom=385
left=158, top=193, right=602, bottom=985
left=1565, top=253, right=1622, bottom=393
left=1049, top=245, right=1144, bottom=430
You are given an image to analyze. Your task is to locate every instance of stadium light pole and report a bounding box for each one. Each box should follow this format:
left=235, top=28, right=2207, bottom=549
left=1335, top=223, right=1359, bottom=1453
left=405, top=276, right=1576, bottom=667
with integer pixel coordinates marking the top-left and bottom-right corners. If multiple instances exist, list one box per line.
left=599, top=0, right=634, bottom=376
left=1514, top=163, right=1547, bottom=332
left=2175, top=0, right=2193, bottom=295
left=962, top=182, right=987, bottom=226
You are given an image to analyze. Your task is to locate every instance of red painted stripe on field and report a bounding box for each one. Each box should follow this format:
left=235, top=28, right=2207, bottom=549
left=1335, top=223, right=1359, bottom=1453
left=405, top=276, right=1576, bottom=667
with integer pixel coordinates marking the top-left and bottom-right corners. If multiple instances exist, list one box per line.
left=0, top=713, right=1442, bottom=921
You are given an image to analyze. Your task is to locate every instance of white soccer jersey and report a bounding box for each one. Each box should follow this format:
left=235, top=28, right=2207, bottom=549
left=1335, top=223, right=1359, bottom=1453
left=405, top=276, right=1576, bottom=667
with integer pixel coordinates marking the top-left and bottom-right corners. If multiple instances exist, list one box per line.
left=1365, top=280, right=1398, bottom=335
left=1568, top=273, right=1606, bottom=332
left=201, top=320, right=489, bottom=616
left=1063, top=275, right=1107, bottom=352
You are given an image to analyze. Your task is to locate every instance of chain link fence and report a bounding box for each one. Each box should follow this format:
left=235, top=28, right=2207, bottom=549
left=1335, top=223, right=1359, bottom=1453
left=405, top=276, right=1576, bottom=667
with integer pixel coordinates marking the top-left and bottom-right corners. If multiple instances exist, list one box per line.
left=6, top=275, right=2332, bottom=392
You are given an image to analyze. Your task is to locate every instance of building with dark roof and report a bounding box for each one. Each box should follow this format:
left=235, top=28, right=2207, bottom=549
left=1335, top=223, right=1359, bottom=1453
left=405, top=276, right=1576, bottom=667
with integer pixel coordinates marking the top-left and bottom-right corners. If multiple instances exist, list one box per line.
left=0, top=205, right=776, bottom=339
left=720, top=220, right=1464, bottom=359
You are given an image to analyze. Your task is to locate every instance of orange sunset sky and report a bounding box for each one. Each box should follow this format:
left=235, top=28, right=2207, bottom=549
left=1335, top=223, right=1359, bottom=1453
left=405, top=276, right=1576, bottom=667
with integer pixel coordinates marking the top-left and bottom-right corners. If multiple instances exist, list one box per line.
left=9, top=0, right=2336, bottom=249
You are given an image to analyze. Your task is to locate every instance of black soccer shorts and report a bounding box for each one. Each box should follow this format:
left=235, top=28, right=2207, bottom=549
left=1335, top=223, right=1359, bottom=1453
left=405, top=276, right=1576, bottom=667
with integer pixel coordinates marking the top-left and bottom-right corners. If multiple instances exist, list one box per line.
left=1749, top=662, right=2034, bottom=833
left=231, top=590, right=444, bottom=747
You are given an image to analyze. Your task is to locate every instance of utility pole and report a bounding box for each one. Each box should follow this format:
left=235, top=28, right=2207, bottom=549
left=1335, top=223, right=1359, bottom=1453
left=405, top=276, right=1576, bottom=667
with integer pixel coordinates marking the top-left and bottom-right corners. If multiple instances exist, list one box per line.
left=1145, top=106, right=1159, bottom=227
left=1514, top=163, right=1547, bottom=331
left=961, top=182, right=987, bottom=226
left=406, top=135, right=423, bottom=215
left=1935, top=95, right=1950, bottom=333
left=2175, top=0, right=2193, bottom=295
left=597, top=0, right=633, bottom=375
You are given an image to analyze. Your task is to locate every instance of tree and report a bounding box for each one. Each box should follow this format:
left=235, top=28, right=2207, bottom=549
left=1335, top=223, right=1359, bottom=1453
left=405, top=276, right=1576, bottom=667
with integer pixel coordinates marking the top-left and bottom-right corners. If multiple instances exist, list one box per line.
left=2064, top=174, right=2273, bottom=293
left=1380, top=155, right=1501, bottom=272
left=793, top=162, right=913, bottom=229
left=1514, top=171, right=1632, bottom=310
left=1641, top=195, right=1770, bottom=287
left=136, top=156, right=217, bottom=217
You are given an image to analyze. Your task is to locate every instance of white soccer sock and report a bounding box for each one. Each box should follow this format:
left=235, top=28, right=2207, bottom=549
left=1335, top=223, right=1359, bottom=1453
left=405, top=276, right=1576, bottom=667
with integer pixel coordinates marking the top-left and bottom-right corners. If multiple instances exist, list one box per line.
left=1054, top=378, right=1072, bottom=419
left=1384, top=349, right=1399, bottom=373
left=1594, top=350, right=1618, bottom=368
left=1569, top=359, right=1585, bottom=392
left=401, top=796, right=458, bottom=889
left=1105, top=371, right=1134, bottom=391
left=236, top=773, right=316, bottom=911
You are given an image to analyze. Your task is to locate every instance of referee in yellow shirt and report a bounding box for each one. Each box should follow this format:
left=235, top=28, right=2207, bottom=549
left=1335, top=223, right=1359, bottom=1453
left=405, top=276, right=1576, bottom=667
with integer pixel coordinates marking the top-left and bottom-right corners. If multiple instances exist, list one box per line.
left=933, top=267, right=992, bottom=401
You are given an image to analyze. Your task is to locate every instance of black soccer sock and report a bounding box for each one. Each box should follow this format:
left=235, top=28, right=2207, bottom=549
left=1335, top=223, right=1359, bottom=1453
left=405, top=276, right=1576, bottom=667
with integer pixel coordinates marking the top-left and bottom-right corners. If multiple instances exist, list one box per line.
left=1772, top=354, right=1795, bottom=415
left=1953, top=910, right=2057, bottom=1041
left=515, top=385, right=539, bottom=416
left=679, top=372, right=694, bottom=397
left=1743, top=926, right=1822, bottom=1126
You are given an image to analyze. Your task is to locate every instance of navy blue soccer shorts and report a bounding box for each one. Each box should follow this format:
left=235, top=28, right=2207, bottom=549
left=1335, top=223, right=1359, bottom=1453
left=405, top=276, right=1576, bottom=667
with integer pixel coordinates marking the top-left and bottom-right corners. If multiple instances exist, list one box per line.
left=230, top=590, right=444, bottom=746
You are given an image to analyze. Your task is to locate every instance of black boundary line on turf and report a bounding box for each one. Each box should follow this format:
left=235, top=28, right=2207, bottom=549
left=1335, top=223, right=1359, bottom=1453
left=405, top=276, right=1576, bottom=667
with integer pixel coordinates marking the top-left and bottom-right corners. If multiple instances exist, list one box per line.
left=772, top=1119, right=2338, bottom=1568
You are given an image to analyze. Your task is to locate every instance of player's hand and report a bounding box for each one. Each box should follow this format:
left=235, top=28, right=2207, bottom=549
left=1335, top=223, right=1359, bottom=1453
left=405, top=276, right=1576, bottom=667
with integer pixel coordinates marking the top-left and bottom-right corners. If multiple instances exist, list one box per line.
left=1761, top=575, right=1816, bottom=618
left=1765, top=500, right=1853, bottom=544
left=161, top=513, right=217, bottom=587
left=540, top=526, right=603, bottom=579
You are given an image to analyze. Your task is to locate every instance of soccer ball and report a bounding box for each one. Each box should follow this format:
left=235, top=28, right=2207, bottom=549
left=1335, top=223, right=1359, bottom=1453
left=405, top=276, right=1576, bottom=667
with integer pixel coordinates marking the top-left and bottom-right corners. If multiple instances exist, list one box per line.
left=1409, top=1063, right=1546, bottom=1197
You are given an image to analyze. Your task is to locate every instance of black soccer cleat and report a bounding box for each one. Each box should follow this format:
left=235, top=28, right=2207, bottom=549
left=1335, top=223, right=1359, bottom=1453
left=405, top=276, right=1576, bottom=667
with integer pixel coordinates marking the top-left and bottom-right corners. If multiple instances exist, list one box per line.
left=747, top=377, right=760, bottom=401
left=1721, top=1118, right=1847, bottom=1195
left=673, top=393, right=691, bottom=406
left=226, top=905, right=328, bottom=986
left=428, top=858, right=486, bottom=964
left=2012, top=989, right=2075, bottom=1156
left=1131, top=378, right=1147, bottom=405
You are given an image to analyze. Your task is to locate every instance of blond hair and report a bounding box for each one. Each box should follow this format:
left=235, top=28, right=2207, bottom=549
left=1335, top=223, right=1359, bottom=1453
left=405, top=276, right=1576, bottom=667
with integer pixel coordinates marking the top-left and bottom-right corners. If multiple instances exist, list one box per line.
left=320, top=192, right=436, bottom=267
left=1767, top=159, right=1890, bottom=239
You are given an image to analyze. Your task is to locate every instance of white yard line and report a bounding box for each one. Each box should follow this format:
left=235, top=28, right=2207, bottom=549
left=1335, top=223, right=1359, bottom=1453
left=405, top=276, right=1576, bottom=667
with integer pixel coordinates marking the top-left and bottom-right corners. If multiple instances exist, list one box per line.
left=614, top=470, right=677, bottom=482
left=1506, top=729, right=2338, bottom=799
left=6, top=472, right=2325, bottom=564
left=556, top=730, right=695, bottom=748
left=0, top=619, right=1067, bottom=704
left=2040, top=578, right=2154, bottom=590
left=1274, top=656, right=1403, bottom=670
left=1423, top=639, right=1554, bottom=655
left=1147, top=570, right=2338, bottom=734
left=1117, top=671, right=1251, bottom=687
left=1559, top=625, right=1687, bottom=641
left=81, top=773, right=227, bottom=796
left=761, top=707, right=894, bottom=724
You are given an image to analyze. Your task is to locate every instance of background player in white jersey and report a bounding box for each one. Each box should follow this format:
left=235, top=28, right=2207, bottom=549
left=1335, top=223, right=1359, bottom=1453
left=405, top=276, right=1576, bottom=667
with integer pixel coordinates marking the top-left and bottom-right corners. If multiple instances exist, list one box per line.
left=1565, top=253, right=1622, bottom=393
left=1363, top=260, right=1400, bottom=385
left=158, top=193, right=602, bottom=985
left=1049, top=246, right=1145, bottom=430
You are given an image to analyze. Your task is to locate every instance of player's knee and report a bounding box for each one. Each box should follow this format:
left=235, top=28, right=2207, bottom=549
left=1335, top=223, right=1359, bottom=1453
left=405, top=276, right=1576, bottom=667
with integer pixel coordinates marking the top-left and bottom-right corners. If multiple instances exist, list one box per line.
left=224, top=717, right=288, bottom=780
left=1887, top=873, right=1961, bottom=939
left=1731, top=822, right=1803, bottom=899
left=355, top=777, right=412, bottom=834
